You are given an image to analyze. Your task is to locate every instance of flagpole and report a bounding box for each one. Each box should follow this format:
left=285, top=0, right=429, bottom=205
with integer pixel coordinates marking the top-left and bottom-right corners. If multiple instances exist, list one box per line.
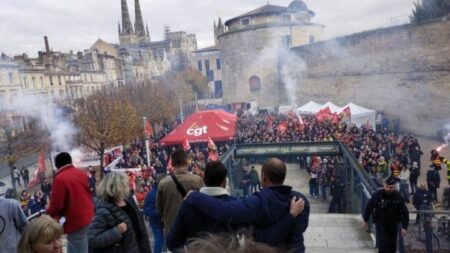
left=143, top=117, right=151, bottom=167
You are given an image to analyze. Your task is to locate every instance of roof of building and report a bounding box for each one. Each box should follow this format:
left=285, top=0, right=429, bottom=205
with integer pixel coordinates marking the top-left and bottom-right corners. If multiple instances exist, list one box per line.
left=194, top=45, right=219, bottom=53
left=225, top=4, right=287, bottom=26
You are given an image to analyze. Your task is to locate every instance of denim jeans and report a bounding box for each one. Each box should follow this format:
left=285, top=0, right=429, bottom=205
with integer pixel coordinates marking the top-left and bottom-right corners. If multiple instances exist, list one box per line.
left=150, top=221, right=164, bottom=253
left=67, top=227, right=88, bottom=253
left=400, top=182, right=409, bottom=203
left=309, top=179, right=318, bottom=197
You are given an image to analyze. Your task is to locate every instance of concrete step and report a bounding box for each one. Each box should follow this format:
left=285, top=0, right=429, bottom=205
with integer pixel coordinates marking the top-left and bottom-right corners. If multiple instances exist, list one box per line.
left=305, top=213, right=375, bottom=252
left=306, top=248, right=377, bottom=253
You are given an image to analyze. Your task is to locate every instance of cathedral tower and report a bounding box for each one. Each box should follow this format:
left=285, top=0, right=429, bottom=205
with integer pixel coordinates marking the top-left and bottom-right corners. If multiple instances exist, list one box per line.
left=119, top=0, right=138, bottom=46
left=134, top=0, right=150, bottom=43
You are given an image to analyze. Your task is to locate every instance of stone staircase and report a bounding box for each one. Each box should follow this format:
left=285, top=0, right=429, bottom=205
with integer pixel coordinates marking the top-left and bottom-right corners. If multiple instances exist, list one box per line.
left=304, top=213, right=376, bottom=253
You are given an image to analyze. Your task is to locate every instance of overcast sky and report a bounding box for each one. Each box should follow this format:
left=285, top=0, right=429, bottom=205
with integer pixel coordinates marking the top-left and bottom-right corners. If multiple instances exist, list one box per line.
left=0, top=0, right=416, bottom=57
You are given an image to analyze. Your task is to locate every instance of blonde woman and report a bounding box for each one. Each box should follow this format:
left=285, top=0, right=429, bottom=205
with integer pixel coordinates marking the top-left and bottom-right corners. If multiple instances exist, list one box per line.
left=17, top=215, right=63, bottom=253
left=88, top=171, right=151, bottom=253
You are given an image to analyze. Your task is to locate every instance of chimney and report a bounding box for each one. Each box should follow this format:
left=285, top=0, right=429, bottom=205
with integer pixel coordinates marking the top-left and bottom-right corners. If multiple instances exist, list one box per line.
left=44, top=36, right=50, bottom=54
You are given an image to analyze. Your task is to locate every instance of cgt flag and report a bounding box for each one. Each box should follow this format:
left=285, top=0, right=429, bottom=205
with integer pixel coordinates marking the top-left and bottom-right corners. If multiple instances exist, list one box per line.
left=182, top=136, right=191, bottom=151
left=28, top=149, right=47, bottom=187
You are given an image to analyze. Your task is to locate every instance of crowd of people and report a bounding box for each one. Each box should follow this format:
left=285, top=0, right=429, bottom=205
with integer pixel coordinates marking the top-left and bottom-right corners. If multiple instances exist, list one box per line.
left=2, top=109, right=450, bottom=253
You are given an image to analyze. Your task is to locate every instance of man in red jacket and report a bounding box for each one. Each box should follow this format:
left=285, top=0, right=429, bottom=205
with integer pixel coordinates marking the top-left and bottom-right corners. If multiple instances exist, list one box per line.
left=46, top=152, right=94, bottom=253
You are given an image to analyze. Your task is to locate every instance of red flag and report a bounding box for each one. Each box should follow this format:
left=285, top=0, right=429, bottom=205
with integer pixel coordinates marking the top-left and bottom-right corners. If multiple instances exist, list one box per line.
left=277, top=122, right=288, bottom=133
left=182, top=136, right=191, bottom=151
left=145, top=120, right=153, bottom=137
left=207, top=137, right=219, bottom=161
left=342, top=106, right=351, bottom=117
left=267, top=115, right=273, bottom=128
left=207, top=137, right=217, bottom=150
left=167, top=156, right=174, bottom=174
left=28, top=149, right=47, bottom=187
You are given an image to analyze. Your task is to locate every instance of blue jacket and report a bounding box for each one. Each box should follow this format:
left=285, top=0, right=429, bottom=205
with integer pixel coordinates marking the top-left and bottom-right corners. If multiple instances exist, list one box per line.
left=143, top=185, right=162, bottom=226
left=167, top=194, right=238, bottom=251
left=185, top=186, right=310, bottom=253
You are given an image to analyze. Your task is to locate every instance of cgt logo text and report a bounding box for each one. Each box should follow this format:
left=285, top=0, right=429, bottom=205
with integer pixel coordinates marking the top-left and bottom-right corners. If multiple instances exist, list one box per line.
left=186, top=126, right=208, bottom=136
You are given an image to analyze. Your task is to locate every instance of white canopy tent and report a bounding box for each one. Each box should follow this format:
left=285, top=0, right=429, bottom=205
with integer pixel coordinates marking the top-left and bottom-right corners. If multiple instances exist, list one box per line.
left=341, top=103, right=376, bottom=129
left=296, top=101, right=322, bottom=115
left=320, top=102, right=341, bottom=113
left=296, top=101, right=377, bottom=128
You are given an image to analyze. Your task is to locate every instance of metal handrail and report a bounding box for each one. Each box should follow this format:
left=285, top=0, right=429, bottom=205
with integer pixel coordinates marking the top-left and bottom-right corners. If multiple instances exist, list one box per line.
left=27, top=209, right=46, bottom=221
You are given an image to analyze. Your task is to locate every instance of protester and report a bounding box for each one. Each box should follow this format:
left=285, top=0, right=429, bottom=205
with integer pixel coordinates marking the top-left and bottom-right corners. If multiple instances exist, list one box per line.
left=426, top=164, right=440, bottom=202
left=88, top=171, right=151, bottom=253
left=46, top=152, right=94, bottom=253
left=413, top=184, right=433, bottom=225
left=399, top=165, right=410, bottom=203
left=20, top=189, right=31, bottom=216
left=17, top=214, right=63, bottom=253
left=249, top=166, right=261, bottom=193
left=156, top=149, right=203, bottom=240
left=144, top=174, right=167, bottom=253
left=0, top=195, right=29, bottom=253
left=21, top=166, right=30, bottom=186
left=185, top=158, right=309, bottom=253
left=167, top=161, right=304, bottom=251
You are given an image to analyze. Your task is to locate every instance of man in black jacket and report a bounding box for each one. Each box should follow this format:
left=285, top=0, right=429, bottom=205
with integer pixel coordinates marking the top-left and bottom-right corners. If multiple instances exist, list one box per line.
left=363, top=176, right=409, bottom=253
left=328, top=175, right=344, bottom=213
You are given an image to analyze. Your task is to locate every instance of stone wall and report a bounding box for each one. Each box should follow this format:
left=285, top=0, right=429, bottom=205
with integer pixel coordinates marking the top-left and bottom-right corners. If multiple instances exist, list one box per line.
left=292, top=18, right=450, bottom=137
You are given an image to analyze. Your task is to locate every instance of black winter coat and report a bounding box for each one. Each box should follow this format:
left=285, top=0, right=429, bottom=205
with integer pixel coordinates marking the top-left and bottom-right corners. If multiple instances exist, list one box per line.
left=88, top=197, right=151, bottom=253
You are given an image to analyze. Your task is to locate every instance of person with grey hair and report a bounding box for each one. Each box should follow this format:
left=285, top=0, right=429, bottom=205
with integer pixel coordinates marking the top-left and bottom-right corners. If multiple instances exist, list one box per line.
left=88, top=171, right=151, bottom=253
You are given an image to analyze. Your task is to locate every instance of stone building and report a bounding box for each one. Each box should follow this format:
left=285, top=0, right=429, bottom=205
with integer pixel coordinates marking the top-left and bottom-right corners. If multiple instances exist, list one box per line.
left=117, top=0, right=197, bottom=83
left=192, top=18, right=224, bottom=99
left=218, top=0, right=450, bottom=136
left=0, top=54, right=21, bottom=104
left=220, top=0, right=324, bottom=107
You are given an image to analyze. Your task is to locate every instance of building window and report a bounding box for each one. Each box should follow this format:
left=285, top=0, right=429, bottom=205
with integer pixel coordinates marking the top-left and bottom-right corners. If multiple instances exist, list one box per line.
left=216, top=59, right=221, bottom=70
left=249, top=76, right=261, bottom=92
left=205, top=60, right=210, bottom=71
left=197, top=60, right=202, bottom=72
left=8, top=73, right=13, bottom=84
left=32, top=77, right=36, bottom=89
left=206, top=70, right=214, bottom=82
left=282, top=14, right=291, bottom=22
left=58, top=76, right=62, bottom=85
left=241, top=18, right=250, bottom=26
left=50, top=76, right=54, bottom=86
left=40, top=77, right=44, bottom=87
left=23, top=77, right=28, bottom=88
left=309, top=35, right=315, bottom=44
left=214, top=81, right=223, bottom=98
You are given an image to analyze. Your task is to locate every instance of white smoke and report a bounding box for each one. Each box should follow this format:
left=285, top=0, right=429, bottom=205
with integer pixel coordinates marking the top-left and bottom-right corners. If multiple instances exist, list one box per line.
left=252, top=39, right=306, bottom=108
left=0, top=92, right=77, bottom=151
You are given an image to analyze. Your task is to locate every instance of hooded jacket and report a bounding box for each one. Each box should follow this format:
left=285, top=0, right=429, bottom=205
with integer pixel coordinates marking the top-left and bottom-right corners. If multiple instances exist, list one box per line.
left=185, top=185, right=309, bottom=253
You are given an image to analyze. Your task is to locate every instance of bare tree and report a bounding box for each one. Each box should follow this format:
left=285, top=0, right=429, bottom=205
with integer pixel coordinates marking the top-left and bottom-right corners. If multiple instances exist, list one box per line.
left=74, top=90, right=141, bottom=176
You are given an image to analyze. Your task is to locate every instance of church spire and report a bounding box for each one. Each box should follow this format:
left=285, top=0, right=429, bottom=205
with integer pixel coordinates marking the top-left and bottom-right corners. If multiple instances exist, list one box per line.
left=134, top=0, right=146, bottom=37
left=121, top=0, right=134, bottom=35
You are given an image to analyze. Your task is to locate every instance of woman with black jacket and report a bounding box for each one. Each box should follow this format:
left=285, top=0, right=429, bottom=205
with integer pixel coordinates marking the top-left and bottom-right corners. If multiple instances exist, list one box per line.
left=88, top=171, right=151, bottom=253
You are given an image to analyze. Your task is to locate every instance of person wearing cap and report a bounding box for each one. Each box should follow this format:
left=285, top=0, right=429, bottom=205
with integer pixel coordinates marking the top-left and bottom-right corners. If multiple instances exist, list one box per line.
left=363, top=176, right=409, bottom=253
